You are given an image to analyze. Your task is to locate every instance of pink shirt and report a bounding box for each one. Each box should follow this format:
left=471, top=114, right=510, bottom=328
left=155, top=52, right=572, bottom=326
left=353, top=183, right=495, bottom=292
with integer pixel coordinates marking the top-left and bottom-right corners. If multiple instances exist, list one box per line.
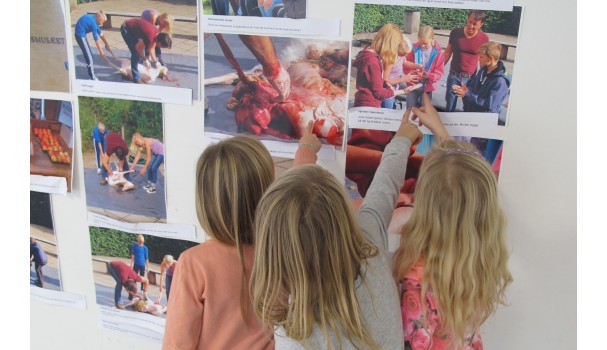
left=162, top=241, right=273, bottom=350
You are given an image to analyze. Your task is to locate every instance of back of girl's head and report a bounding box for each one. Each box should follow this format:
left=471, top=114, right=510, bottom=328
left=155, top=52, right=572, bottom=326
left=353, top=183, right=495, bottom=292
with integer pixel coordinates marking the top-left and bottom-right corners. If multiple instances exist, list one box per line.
left=251, top=164, right=378, bottom=349
left=394, top=139, right=512, bottom=346
left=195, top=135, right=274, bottom=245
left=196, top=136, right=274, bottom=326
left=371, top=23, right=403, bottom=66
left=418, top=25, right=435, bottom=41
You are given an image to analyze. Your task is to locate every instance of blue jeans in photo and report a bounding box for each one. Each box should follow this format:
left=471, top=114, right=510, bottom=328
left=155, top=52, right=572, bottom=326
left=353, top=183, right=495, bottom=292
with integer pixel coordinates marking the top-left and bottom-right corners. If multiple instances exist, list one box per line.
left=165, top=274, right=173, bottom=300
left=381, top=96, right=396, bottom=109
left=133, top=264, right=146, bottom=292
left=120, top=24, right=143, bottom=82
left=147, top=154, right=164, bottom=185
left=445, top=72, right=471, bottom=112
left=107, top=264, right=123, bottom=306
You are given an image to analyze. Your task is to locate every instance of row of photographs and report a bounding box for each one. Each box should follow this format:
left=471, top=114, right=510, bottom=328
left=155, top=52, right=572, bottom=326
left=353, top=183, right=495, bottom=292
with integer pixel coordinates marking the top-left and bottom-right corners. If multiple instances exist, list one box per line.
left=30, top=96, right=504, bottom=221
left=33, top=0, right=521, bottom=122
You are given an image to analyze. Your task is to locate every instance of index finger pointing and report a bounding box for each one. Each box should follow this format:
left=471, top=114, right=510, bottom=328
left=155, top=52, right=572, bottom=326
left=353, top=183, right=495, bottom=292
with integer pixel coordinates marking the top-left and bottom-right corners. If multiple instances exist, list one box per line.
left=305, top=120, right=314, bottom=134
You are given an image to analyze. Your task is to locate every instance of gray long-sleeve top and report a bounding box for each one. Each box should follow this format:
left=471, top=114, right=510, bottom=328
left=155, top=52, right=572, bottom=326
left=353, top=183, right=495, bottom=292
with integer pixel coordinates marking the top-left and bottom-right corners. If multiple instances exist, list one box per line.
left=275, top=136, right=412, bottom=350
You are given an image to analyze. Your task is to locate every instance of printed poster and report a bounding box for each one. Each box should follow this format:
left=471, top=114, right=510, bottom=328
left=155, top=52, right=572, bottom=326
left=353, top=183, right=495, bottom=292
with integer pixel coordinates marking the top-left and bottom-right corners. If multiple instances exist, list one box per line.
left=30, top=191, right=86, bottom=308
left=30, top=0, right=70, bottom=93
left=90, top=227, right=198, bottom=342
left=78, top=97, right=178, bottom=235
left=204, top=33, right=350, bottom=159
left=347, top=134, right=505, bottom=254
left=350, top=2, right=522, bottom=126
left=30, top=98, right=75, bottom=195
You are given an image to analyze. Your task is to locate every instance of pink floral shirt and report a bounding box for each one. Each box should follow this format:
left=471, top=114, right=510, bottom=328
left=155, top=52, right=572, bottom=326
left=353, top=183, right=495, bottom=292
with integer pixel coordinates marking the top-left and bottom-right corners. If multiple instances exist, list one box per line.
left=400, top=260, right=483, bottom=350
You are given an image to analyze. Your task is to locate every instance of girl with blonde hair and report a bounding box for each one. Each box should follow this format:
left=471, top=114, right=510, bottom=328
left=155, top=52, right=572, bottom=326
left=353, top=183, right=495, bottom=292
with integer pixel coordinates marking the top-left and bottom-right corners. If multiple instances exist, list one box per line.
left=163, top=128, right=320, bottom=349
left=158, top=254, right=176, bottom=301
left=251, top=95, right=445, bottom=349
left=353, top=23, right=419, bottom=108
left=403, top=25, right=445, bottom=117
left=129, top=132, right=164, bottom=194
left=394, top=96, right=512, bottom=349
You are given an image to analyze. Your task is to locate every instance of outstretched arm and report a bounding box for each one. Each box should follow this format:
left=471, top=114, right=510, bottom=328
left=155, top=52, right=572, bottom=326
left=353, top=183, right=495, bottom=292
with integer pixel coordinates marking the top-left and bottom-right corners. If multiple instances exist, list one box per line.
left=94, top=38, right=108, bottom=61
left=135, top=39, right=151, bottom=68
left=294, top=121, right=321, bottom=166
left=158, top=264, right=166, bottom=294
left=140, top=139, right=153, bottom=175
left=411, top=93, right=450, bottom=142
left=101, top=153, right=113, bottom=176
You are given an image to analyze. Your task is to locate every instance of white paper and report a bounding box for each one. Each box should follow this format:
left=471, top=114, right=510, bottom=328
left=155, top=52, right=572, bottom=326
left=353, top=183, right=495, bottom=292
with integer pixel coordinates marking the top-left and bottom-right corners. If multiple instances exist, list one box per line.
left=30, top=286, right=87, bottom=309
left=203, top=15, right=340, bottom=37
left=354, top=0, right=513, bottom=11
left=30, top=174, right=68, bottom=195
left=98, top=306, right=165, bottom=343
left=75, top=80, right=192, bottom=106
left=87, top=212, right=197, bottom=241
left=347, top=107, right=498, bottom=138
left=204, top=132, right=336, bottom=160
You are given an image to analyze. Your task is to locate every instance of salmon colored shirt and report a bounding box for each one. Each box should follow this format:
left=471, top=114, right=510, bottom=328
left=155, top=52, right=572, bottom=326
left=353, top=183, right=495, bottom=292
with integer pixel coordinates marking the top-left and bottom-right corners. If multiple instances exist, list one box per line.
left=162, top=241, right=273, bottom=350
left=162, top=144, right=317, bottom=349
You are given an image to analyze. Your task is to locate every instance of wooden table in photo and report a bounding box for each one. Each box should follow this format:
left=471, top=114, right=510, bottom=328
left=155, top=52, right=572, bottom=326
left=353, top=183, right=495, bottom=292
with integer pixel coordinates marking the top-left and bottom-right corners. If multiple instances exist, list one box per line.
left=30, top=137, right=73, bottom=192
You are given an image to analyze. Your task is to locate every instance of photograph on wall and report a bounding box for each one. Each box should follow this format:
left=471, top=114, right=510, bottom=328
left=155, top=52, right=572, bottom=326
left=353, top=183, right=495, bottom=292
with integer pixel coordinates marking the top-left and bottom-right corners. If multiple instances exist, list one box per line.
left=350, top=3, right=522, bottom=126
left=202, top=0, right=307, bottom=18
left=204, top=32, right=349, bottom=157
left=70, top=0, right=199, bottom=103
left=31, top=0, right=70, bottom=93
left=90, top=227, right=198, bottom=341
left=30, top=191, right=63, bottom=292
left=346, top=133, right=504, bottom=254
left=79, top=96, right=167, bottom=223
left=30, top=98, right=75, bottom=195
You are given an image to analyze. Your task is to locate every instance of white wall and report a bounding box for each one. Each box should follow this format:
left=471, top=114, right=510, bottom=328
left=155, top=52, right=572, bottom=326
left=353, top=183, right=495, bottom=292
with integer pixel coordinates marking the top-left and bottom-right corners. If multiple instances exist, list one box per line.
left=29, top=0, right=576, bottom=348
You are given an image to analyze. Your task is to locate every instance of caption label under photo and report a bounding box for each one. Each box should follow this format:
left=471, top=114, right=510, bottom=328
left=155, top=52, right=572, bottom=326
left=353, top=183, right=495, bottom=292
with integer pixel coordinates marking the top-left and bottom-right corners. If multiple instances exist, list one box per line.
left=203, top=15, right=340, bottom=37
left=347, top=107, right=499, bottom=139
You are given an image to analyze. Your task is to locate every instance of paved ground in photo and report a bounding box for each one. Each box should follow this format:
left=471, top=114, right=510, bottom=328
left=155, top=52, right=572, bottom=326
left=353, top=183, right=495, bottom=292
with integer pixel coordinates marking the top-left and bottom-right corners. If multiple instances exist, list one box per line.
left=30, top=224, right=62, bottom=291
left=93, top=256, right=167, bottom=318
left=84, top=163, right=167, bottom=223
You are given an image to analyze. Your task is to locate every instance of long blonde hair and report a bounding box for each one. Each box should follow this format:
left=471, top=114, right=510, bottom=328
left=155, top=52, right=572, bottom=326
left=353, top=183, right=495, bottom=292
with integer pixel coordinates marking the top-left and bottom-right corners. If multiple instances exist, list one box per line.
left=251, top=165, right=379, bottom=350
left=195, top=136, right=274, bottom=324
left=371, top=23, right=403, bottom=66
left=130, top=132, right=144, bottom=156
left=394, top=140, right=512, bottom=347
left=157, top=13, right=173, bottom=34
